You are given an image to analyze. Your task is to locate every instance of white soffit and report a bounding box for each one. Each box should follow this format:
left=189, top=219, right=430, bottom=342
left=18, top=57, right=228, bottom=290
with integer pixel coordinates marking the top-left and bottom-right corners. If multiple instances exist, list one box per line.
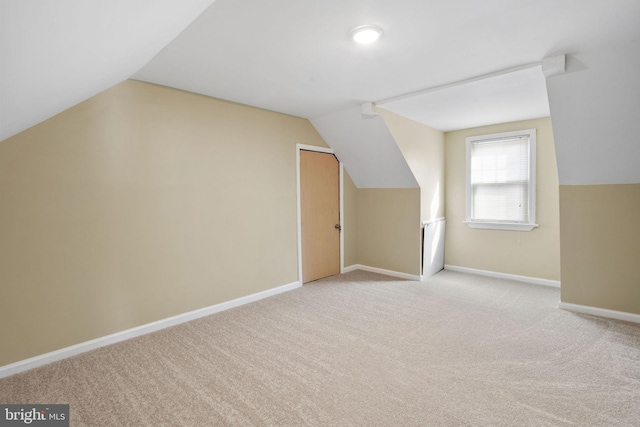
left=378, top=65, right=550, bottom=132
left=0, top=0, right=216, bottom=142
left=311, top=107, right=418, bottom=189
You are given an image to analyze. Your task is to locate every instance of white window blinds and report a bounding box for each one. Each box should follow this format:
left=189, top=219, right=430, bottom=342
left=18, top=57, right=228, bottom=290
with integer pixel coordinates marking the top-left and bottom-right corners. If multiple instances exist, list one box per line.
left=465, top=129, right=537, bottom=231
left=470, top=136, right=530, bottom=223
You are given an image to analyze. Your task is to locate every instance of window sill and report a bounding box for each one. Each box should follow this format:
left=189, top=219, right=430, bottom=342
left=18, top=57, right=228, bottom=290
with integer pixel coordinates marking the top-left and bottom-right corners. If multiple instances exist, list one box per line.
left=464, top=221, right=539, bottom=231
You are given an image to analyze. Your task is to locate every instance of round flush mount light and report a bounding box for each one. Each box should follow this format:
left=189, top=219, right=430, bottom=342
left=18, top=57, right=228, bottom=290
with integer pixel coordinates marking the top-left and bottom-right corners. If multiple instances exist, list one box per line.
left=350, top=25, right=383, bottom=44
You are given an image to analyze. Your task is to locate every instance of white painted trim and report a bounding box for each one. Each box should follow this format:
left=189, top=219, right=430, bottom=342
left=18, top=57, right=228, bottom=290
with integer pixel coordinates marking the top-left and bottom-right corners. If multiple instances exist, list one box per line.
left=0, top=281, right=301, bottom=379
left=342, top=264, right=360, bottom=273
left=296, top=145, right=304, bottom=283
left=463, top=221, right=539, bottom=231
left=444, top=265, right=560, bottom=288
left=559, top=302, right=640, bottom=324
left=376, top=62, right=541, bottom=105
left=339, top=163, right=345, bottom=274
left=542, top=54, right=566, bottom=77
left=347, top=264, right=421, bottom=281
left=422, top=217, right=445, bottom=226
left=296, top=143, right=334, bottom=154
left=296, top=144, right=343, bottom=283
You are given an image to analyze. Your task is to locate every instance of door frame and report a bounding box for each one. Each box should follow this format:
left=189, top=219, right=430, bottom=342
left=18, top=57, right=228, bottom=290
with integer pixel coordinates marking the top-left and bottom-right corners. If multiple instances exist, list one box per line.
left=296, top=143, right=344, bottom=284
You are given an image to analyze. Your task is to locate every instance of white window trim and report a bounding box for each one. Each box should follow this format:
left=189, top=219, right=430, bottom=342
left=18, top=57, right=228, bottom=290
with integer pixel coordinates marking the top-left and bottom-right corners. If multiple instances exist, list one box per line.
left=464, top=129, right=538, bottom=232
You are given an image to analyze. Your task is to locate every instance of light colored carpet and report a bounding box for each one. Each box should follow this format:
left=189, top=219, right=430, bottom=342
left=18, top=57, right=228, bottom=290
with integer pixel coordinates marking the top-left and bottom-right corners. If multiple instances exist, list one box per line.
left=1, top=270, right=639, bottom=426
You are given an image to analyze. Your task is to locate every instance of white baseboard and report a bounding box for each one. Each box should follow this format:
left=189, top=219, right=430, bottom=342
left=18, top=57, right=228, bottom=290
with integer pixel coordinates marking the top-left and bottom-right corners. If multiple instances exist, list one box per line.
left=559, top=302, right=640, bottom=324
left=342, top=264, right=360, bottom=274
left=0, top=281, right=301, bottom=379
left=444, top=265, right=560, bottom=288
left=343, top=264, right=421, bottom=281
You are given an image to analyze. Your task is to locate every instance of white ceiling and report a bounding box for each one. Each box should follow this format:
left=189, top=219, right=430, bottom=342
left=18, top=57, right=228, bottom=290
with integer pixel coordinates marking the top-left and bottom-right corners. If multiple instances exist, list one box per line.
left=378, top=65, right=550, bottom=132
left=133, top=0, right=640, bottom=130
left=0, top=0, right=216, bottom=142
left=2, top=0, right=640, bottom=142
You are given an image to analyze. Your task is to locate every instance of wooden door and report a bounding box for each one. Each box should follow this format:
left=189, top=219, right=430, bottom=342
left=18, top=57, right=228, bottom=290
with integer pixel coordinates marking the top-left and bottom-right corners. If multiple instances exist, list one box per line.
left=300, top=150, right=340, bottom=283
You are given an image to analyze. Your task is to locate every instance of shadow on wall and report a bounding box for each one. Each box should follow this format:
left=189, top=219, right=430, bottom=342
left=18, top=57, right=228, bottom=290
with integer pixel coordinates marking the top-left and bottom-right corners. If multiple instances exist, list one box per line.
left=430, top=182, right=441, bottom=220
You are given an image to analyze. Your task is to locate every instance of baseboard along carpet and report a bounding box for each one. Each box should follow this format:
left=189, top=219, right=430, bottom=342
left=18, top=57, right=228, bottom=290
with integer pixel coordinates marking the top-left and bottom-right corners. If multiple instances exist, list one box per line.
left=1, top=270, right=639, bottom=426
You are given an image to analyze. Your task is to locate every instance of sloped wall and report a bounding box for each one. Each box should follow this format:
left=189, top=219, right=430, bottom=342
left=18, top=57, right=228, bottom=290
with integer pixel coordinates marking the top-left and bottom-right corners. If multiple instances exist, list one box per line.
left=321, top=107, right=445, bottom=277
left=377, top=108, right=445, bottom=222
left=311, top=106, right=418, bottom=189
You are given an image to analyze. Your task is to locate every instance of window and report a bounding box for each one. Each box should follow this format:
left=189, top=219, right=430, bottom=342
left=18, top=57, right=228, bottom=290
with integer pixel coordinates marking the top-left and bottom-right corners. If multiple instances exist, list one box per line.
left=465, top=129, right=538, bottom=231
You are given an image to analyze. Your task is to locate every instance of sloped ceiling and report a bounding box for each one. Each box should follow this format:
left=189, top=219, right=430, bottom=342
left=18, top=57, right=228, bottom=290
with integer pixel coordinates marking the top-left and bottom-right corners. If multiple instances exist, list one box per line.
left=547, top=40, right=640, bottom=185
left=311, top=106, right=419, bottom=189
left=2, top=0, right=640, bottom=188
left=0, top=0, right=216, bottom=142
left=131, top=0, right=639, bottom=189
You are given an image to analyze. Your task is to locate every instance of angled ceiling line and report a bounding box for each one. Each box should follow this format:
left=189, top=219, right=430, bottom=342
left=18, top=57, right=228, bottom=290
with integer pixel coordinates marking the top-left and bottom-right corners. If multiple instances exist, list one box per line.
left=374, top=61, right=542, bottom=107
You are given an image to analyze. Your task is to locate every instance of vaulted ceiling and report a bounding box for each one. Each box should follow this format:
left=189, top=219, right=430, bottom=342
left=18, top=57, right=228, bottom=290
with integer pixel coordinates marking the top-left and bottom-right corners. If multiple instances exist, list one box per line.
left=2, top=0, right=640, bottom=142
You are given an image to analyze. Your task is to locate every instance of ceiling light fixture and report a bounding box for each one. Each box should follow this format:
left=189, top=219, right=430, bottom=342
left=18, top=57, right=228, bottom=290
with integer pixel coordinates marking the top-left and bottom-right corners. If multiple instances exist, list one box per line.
left=350, top=25, right=383, bottom=44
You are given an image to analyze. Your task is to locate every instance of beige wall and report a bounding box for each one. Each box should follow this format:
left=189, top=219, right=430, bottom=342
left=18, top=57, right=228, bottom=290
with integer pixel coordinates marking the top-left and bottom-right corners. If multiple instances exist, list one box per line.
left=560, top=184, right=640, bottom=314
left=378, top=108, right=445, bottom=222
left=342, top=171, right=358, bottom=268
left=0, top=80, right=328, bottom=366
left=445, top=117, right=560, bottom=281
left=356, top=189, right=421, bottom=276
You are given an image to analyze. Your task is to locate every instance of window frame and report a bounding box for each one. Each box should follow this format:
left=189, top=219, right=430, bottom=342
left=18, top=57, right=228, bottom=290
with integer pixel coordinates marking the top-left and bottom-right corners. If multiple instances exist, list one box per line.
left=464, top=128, right=538, bottom=231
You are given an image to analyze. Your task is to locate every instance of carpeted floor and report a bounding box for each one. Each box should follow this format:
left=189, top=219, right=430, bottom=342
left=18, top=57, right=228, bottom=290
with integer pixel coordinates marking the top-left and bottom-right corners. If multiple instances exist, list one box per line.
left=1, top=270, right=639, bottom=426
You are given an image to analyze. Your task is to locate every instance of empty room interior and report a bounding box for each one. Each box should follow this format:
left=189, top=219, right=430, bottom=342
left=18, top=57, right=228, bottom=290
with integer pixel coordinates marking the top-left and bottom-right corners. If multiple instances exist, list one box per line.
left=1, top=0, right=639, bottom=425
